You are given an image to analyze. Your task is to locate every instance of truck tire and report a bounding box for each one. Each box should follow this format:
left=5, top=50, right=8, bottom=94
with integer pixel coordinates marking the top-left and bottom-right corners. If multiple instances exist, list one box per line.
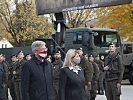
left=129, top=70, right=133, bottom=85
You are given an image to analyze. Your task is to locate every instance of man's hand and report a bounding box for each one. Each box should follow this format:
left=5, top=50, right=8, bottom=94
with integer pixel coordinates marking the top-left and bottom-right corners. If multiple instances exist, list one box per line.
left=117, top=83, right=121, bottom=96
left=104, top=66, right=110, bottom=71
left=117, top=83, right=121, bottom=88
left=87, top=82, right=92, bottom=90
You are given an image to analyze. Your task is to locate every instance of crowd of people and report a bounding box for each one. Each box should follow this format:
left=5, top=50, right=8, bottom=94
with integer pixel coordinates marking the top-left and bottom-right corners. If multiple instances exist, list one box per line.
left=0, top=40, right=124, bottom=100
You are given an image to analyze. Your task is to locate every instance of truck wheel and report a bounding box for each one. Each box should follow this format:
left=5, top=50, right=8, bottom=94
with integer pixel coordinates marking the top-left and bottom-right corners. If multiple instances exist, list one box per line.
left=129, top=70, right=133, bottom=85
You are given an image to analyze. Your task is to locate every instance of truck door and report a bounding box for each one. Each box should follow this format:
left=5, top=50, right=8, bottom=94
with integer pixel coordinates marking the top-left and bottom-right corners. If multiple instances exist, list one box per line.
left=122, top=43, right=133, bottom=66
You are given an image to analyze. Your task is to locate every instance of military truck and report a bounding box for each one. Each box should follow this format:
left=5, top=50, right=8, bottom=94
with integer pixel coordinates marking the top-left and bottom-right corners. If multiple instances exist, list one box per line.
left=63, top=27, right=133, bottom=84
left=121, top=42, right=133, bottom=84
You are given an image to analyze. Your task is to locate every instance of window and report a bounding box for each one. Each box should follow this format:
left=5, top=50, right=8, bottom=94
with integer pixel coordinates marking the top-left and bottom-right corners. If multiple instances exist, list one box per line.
left=123, top=44, right=132, bottom=54
left=73, top=32, right=83, bottom=44
left=93, top=31, right=118, bottom=47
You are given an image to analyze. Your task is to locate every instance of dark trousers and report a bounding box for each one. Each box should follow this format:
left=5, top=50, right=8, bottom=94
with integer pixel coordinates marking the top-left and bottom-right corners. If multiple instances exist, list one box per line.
left=105, top=80, right=120, bottom=100
left=90, top=81, right=97, bottom=100
left=14, top=81, right=22, bottom=100
left=53, top=81, right=59, bottom=100
left=85, top=85, right=91, bottom=100
left=97, top=71, right=104, bottom=93
left=9, top=79, right=16, bottom=100
left=3, top=83, right=8, bottom=100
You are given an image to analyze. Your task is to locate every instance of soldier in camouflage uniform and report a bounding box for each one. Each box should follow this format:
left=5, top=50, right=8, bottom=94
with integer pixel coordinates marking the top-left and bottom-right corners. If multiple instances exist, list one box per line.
left=12, top=51, right=26, bottom=100
left=89, top=55, right=99, bottom=100
left=95, top=55, right=104, bottom=95
left=0, top=54, right=4, bottom=100
left=0, top=54, right=9, bottom=100
left=104, top=43, right=124, bottom=100
left=77, top=48, right=94, bottom=100
left=8, top=55, right=18, bottom=100
left=52, top=51, right=63, bottom=100
left=83, top=53, right=94, bottom=100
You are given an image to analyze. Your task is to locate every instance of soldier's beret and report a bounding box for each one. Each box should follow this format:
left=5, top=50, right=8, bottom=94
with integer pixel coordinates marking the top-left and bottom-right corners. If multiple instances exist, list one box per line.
left=18, top=51, right=23, bottom=54
left=83, top=53, right=88, bottom=56
left=11, top=55, right=16, bottom=58
left=76, top=47, right=82, bottom=50
left=96, top=54, right=99, bottom=57
left=55, top=51, right=60, bottom=54
left=0, top=53, right=3, bottom=56
left=26, top=53, right=31, bottom=56
left=108, top=42, right=115, bottom=46
left=88, top=54, right=93, bottom=57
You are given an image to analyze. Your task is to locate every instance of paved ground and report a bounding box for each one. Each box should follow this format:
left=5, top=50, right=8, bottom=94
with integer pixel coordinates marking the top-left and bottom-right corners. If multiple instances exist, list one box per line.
left=96, top=80, right=133, bottom=100
left=8, top=80, right=133, bottom=100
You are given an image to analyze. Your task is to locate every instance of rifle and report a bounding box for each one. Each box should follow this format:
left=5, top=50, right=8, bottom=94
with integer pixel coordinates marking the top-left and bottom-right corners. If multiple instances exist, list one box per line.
left=105, top=52, right=119, bottom=70
left=104, top=52, right=119, bottom=78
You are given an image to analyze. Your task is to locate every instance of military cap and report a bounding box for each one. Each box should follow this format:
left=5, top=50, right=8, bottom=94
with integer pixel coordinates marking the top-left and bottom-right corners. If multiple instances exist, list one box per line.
left=88, top=54, right=93, bottom=57
left=0, top=53, right=3, bottom=56
left=83, top=53, right=88, bottom=56
left=11, top=55, right=16, bottom=58
left=18, top=51, right=23, bottom=54
left=108, top=42, right=116, bottom=46
left=76, top=47, right=82, bottom=50
left=96, top=54, right=99, bottom=57
left=26, top=53, right=31, bottom=56
left=55, top=51, right=60, bottom=54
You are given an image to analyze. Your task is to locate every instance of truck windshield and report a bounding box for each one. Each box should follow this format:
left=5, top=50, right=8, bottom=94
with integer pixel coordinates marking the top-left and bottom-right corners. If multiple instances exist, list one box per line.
left=93, top=31, right=118, bottom=47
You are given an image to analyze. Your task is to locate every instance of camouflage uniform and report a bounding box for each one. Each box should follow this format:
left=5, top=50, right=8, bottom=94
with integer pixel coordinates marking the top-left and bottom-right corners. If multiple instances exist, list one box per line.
left=8, top=61, right=17, bottom=100
left=13, top=59, right=26, bottom=100
left=0, top=61, right=4, bottom=100
left=95, top=59, right=104, bottom=95
left=2, top=60, right=10, bottom=100
left=52, top=58, right=63, bottom=100
left=90, top=62, right=99, bottom=100
left=79, top=55, right=94, bottom=100
left=104, top=52, right=124, bottom=100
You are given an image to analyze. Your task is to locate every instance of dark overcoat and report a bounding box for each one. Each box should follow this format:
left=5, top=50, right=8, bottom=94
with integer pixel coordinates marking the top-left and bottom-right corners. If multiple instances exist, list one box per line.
left=21, top=56, right=56, bottom=100
left=59, top=67, right=88, bottom=100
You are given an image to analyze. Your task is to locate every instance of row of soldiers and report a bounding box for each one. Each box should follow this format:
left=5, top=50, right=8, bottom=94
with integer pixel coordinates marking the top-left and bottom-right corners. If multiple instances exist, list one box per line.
left=17, top=50, right=103, bottom=100
left=50, top=48, right=105, bottom=100
left=52, top=43, right=124, bottom=100
left=0, top=51, right=31, bottom=100
left=1, top=49, right=103, bottom=100
left=0, top=43, right=122, bottom=100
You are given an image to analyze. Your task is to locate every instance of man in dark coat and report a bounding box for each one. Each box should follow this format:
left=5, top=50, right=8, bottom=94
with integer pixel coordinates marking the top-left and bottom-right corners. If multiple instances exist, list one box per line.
left=21, top=40, right=56, bottom=100
left=104, top=43, right=124, bottom=100
left=52, top=51, right=63, bottom=100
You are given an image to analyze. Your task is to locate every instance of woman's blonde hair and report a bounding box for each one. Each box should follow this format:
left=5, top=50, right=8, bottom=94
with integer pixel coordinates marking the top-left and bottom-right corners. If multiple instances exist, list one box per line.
left=63, top=49, right=78, bottom=67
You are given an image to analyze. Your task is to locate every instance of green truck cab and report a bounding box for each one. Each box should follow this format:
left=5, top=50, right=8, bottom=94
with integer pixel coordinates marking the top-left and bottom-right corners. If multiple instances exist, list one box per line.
left=65, top=27, right=121, bottom=57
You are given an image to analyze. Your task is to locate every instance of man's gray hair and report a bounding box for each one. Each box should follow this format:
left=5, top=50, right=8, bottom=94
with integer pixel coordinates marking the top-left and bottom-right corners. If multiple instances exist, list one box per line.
left=31, top=41, right=46, bottom=52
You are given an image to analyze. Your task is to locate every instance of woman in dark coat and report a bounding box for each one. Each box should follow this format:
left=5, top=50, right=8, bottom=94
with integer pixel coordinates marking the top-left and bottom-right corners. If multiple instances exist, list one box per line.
left=59, top=49, right=88, bottom=100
